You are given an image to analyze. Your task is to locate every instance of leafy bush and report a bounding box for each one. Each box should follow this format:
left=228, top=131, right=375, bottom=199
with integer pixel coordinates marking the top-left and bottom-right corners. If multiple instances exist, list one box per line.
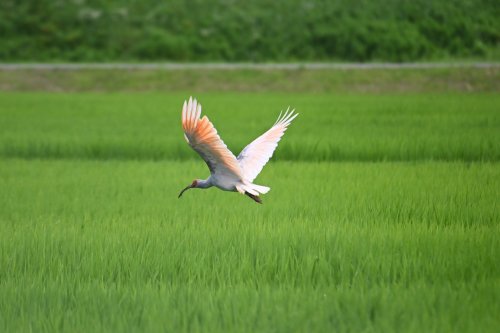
left=0, top=0, right=498, bottom=62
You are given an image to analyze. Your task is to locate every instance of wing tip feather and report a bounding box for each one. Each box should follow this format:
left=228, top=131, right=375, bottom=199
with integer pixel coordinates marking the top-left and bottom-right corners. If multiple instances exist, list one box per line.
left=182, top=96, right=205, bottom=132
left=182, top=100, right=187, bottom=127
left=275, top=107, right=298, bottom=127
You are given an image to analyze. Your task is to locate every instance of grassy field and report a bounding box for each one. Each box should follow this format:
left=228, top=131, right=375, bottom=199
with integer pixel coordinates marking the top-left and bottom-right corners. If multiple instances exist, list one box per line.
left=0, top=90, right=499, bottom=332
left=1, top=66, right=499, bottom=93
left=1, top=93, right=499, bottom=162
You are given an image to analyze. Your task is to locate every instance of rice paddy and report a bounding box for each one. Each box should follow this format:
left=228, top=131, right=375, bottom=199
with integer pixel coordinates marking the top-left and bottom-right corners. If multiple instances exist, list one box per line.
left=0, top=92, right=498, bottom=332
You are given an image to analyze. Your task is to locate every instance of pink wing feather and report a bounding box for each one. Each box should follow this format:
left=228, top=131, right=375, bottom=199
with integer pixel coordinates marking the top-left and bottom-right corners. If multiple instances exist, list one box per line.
left=237, top=108, right=298, bottom=182
left=182, top=97, right=243, bottom=180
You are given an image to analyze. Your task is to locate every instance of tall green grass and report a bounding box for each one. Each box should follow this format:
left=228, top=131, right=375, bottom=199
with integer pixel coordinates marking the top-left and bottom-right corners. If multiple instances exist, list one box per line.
left=1, top=92, right=499, bottom=332
left=1, top=93, right=499, bottom=162
left=0, top=159, right=498, bottom=332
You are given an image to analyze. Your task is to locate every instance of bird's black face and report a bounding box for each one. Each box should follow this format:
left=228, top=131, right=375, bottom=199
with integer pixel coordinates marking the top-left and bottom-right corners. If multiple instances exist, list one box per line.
left=178, top=180, right=197, bottom=198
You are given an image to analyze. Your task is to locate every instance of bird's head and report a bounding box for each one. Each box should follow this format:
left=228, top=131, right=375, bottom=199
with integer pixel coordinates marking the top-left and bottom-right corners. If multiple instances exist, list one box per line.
left=178, top=179, right=198, bottom=198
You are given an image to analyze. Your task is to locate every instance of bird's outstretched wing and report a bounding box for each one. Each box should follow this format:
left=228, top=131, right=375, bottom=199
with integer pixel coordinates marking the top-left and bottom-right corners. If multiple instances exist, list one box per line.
left=237, top=108, right=298, bottom=182
left=182, top=97, right=243, bottom=180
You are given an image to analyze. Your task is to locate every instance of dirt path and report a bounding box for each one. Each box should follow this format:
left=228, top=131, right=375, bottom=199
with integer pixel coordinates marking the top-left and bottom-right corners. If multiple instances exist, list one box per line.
left=0, top=62, right=498, bottom=70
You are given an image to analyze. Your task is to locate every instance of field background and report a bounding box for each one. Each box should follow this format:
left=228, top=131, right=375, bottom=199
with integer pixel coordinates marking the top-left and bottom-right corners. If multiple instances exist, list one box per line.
left=0, top=67, right=499, bottom=332
left=2, top=0, right=499, bottom=330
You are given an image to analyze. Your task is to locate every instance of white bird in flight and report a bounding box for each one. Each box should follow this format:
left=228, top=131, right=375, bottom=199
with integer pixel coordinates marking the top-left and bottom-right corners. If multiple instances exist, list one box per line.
left=178, top=97, right=298, bottom=203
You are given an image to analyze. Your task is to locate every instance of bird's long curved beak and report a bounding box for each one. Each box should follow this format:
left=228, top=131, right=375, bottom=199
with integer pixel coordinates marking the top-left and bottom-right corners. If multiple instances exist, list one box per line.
left=178, top=185, right=192, bottom=198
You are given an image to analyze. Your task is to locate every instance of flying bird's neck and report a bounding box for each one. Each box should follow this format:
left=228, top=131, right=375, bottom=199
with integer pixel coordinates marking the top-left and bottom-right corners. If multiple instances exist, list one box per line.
left=196, top=178, right=212, bottom=189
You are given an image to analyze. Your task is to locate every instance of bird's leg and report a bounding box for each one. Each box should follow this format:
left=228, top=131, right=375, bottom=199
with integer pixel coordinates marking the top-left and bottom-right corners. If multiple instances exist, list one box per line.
left=245, top=192, right=262, bottom=204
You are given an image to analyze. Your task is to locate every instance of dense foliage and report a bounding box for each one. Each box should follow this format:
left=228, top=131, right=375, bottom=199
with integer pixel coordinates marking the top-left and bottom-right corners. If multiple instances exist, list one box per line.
left=0, top=0, right=498, bottom=62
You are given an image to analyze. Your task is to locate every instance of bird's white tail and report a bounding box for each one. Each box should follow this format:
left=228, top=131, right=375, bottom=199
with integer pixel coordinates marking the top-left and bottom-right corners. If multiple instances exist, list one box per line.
left=250, top=184, right=270, bottom=194
left=236, top=183, right=271, bottom=195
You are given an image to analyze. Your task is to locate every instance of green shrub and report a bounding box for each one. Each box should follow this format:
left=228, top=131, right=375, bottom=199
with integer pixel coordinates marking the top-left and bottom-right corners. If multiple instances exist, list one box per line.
left=0, top=0, right=498, bottom=62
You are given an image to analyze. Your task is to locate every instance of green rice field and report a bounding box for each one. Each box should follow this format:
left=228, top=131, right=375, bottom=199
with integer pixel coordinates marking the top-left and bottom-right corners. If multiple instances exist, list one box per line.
left=0, top=92, right=499, bottom=332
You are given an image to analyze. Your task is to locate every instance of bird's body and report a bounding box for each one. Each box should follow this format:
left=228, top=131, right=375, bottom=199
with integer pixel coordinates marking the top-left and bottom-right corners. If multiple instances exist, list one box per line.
left=178, top=97, right=298, bottom=203
left=198, top=176, right=234, bottom=192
